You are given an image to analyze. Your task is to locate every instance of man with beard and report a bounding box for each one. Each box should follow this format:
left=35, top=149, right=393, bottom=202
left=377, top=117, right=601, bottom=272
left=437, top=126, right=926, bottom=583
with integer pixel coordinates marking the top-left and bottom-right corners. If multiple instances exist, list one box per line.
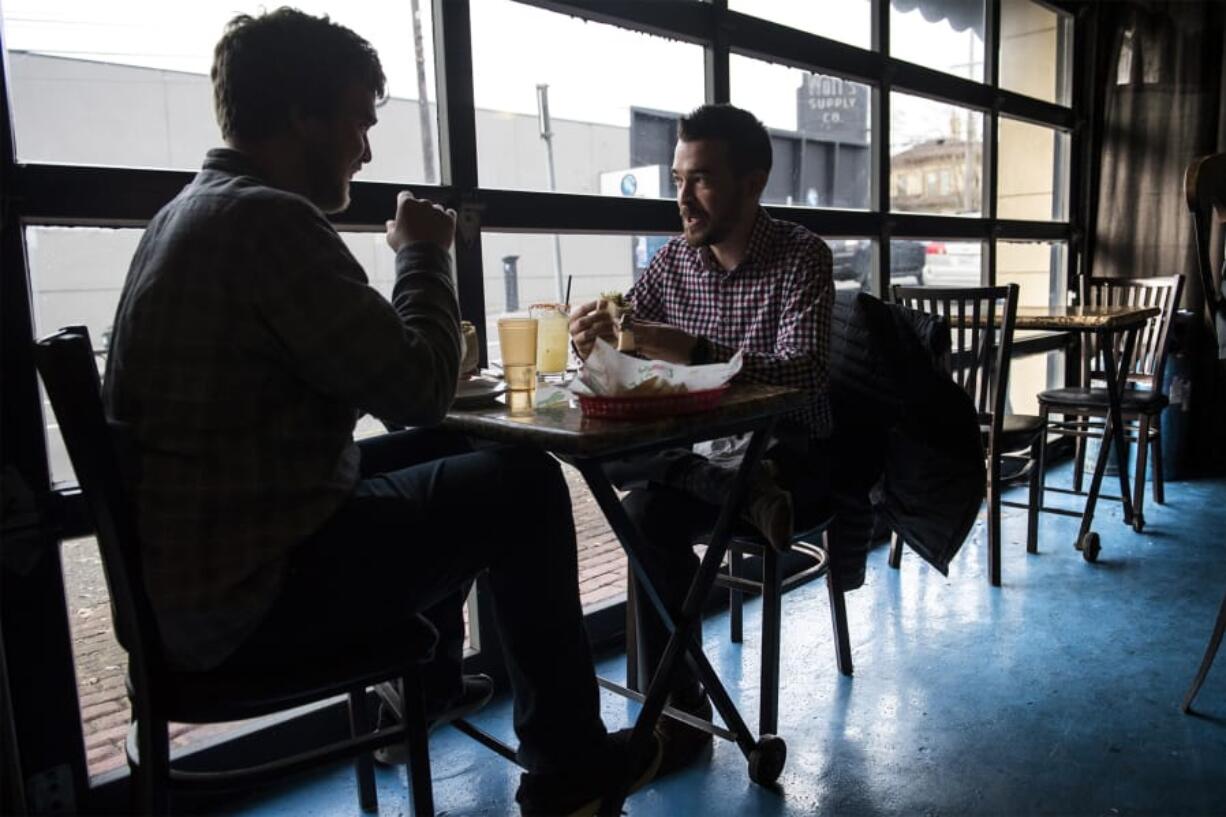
left=104, top=9, right=660, bottom=814
left=568, top=102, right=834, bottom=773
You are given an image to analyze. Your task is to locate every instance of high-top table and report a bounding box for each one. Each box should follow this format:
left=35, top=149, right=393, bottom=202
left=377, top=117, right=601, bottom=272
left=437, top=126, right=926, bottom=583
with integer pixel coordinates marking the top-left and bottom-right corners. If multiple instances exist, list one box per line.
left=1010, top=304, right=1160, bottom=560
left=443, top=384, right=805, bottom=807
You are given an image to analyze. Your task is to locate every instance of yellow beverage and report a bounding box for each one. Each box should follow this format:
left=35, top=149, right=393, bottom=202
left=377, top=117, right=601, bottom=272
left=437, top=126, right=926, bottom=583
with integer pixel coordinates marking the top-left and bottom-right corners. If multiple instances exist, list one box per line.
left=531, top=303, right=570, bottom=375
left=497, top=316, right=537, bottom=414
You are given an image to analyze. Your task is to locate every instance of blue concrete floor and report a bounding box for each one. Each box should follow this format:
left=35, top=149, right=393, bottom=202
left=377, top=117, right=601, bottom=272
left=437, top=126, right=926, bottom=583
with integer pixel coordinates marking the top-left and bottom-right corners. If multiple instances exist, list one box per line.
left=226, top=467, right=1226, bottom=816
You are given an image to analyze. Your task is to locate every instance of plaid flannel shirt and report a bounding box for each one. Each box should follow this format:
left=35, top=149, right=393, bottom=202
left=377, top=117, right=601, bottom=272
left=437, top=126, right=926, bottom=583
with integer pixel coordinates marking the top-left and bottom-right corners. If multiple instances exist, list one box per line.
left=628, top=208, right=834, bottom=442
left=103, top=149, right=460, bottom=670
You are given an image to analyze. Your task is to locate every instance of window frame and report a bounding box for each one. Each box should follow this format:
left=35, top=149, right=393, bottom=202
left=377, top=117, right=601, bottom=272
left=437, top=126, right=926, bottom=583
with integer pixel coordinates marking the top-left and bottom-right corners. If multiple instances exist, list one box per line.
left=0, top=0, right=1084, bottom=807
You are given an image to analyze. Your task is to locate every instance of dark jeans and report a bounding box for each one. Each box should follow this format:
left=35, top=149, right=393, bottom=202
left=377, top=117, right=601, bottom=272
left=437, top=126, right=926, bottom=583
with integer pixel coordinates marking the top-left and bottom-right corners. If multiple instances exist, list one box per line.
left=226, top=429, right=607, bottom=772
left=617, top=443, right=831, bottom=703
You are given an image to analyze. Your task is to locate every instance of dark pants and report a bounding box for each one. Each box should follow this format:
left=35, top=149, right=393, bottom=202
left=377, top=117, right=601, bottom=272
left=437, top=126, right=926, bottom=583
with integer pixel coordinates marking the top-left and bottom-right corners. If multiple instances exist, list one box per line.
left=617, top=444, right=830, bottom=703
left=227, top=429, right=607, bottom=772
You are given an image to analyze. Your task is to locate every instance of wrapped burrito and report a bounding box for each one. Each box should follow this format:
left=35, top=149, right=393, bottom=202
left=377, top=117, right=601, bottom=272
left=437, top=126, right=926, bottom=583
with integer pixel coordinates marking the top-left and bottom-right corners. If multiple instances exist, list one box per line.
left=598, top=291, right=635, bottom=353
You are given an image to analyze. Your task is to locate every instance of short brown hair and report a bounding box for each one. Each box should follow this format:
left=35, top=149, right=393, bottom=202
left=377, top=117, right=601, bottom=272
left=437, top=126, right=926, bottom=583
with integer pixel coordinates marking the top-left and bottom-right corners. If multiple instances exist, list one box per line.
left=212, top=7, right=386, bottom=142
left=678, top=104, right=773, bottom=177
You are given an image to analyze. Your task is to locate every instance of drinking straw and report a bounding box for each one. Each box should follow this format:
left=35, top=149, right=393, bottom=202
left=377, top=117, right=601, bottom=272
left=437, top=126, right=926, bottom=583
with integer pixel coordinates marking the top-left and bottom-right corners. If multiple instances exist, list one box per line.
left=564, top=274, right=573, bottom=308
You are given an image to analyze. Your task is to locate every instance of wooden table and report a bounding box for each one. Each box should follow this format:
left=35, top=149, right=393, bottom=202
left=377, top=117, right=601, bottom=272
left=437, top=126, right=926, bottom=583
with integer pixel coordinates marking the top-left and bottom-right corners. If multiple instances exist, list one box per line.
left=444, top=384, right=805, bottom=806
left=1006, top=304, right=1160, bottom=559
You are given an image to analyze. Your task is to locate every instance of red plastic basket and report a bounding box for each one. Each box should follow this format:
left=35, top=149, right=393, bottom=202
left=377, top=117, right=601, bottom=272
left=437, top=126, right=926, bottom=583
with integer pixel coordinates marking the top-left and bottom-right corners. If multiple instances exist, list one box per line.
left=577, top=386, right=728, bottom=420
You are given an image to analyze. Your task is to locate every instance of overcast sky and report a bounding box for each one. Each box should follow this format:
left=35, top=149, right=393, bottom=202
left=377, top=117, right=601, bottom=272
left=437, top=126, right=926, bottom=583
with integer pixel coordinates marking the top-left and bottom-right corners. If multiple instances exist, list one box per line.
left=2, top=0, right=985, bottom=151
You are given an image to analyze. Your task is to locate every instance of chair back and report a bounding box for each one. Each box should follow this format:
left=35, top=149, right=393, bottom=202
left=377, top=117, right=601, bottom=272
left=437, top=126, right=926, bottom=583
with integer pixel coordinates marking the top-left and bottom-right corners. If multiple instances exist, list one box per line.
left=33, top=327, right=164, bottom=680
left=1081, top=276, right=1184, bottom=392
left=892, top=284, right=1019, bottom=441
left=1185, top=152, right=1226, bottom=356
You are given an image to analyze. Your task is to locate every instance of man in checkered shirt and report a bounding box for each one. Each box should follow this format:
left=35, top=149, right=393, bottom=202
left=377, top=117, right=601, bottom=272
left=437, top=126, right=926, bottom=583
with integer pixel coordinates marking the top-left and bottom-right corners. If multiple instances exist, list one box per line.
left=570, top=103, right=834, bottom=773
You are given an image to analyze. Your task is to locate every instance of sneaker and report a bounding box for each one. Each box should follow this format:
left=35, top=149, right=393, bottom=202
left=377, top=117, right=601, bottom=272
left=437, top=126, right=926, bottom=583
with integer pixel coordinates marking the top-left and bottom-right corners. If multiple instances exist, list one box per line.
left=372, top=673, right=495, bottom=765
left=744, top=471, right=794, bottom=552
left=515, top=728, right=663, bottom=817
left=654, top=694, right=715, bottom=777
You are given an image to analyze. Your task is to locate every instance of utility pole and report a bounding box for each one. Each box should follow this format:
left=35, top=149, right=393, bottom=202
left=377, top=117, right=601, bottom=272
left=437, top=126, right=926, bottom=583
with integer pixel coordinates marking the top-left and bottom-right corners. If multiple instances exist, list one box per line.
left=410, top=0, right=436, bottom=183
left=536, top=83, right=565, bottom=302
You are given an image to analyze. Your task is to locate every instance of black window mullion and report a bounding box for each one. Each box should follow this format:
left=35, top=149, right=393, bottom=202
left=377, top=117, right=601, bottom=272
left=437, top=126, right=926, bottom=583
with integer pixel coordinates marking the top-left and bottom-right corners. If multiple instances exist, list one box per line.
left=985, top=0, right=1000, bottom=285
left=432, top=0, right=488, bottom=363
left=705, top=0, right=729, bottom=104
left=875, top=0, right=891, bottom=298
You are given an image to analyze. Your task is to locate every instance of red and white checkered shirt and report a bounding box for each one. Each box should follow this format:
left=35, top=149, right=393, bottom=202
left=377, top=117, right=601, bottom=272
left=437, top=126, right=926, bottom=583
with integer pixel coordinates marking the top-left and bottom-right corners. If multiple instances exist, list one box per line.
left=628, top=208, right=833, bottom=441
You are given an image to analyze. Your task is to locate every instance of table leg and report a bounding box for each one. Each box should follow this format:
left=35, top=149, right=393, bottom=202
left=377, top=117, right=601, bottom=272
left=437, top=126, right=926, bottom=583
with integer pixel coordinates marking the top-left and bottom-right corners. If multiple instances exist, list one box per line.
left=574, top=425, right=782, bottom=810
left=1101, top=330, right=1138, bottom=528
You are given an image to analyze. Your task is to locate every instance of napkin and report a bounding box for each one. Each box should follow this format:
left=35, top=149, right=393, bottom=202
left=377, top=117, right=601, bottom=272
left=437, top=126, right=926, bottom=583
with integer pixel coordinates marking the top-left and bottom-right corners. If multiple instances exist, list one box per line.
left=571, top=338, right=742, bottom=397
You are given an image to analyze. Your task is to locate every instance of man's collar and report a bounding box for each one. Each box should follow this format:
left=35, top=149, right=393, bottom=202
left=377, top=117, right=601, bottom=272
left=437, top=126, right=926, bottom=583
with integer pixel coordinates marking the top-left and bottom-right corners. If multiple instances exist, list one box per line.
left=202, top=147, right=267, bottom=182
left=698, top=206, right=772, bottom=276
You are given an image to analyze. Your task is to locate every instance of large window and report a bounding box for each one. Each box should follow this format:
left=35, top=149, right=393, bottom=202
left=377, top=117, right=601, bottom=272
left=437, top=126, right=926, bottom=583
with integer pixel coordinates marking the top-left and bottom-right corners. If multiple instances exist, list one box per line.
left=470, top=0, right=704, bottom=197
left=731, top=56, right=873, bottom=210
left=891, top=93, right=984, bottom=217
left=2, top=0, right=1081, bottom=799
left=891, top=0, right=985, bottom=81
left=2, top=0, right=441, bottom=181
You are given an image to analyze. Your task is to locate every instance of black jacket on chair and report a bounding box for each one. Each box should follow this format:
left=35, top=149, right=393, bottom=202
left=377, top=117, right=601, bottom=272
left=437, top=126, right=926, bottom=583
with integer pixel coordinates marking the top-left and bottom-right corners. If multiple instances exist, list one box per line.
left=828, top=291, right=984, bottom=585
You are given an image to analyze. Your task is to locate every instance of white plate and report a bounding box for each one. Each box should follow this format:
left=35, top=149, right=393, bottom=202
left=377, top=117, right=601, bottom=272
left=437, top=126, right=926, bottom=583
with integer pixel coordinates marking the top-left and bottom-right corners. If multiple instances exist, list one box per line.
left=452, top=378, right=506, bottom=409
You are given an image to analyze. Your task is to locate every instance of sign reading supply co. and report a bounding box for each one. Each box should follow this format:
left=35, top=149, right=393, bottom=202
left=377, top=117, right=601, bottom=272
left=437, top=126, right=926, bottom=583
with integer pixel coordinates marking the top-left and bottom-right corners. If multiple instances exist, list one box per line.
left=797, top=74, right=869, bottom=145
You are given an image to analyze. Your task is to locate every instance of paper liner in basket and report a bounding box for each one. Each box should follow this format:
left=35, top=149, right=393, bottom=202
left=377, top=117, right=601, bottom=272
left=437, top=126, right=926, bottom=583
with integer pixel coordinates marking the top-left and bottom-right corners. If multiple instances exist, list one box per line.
left=569, top=338, right=742, bottom=397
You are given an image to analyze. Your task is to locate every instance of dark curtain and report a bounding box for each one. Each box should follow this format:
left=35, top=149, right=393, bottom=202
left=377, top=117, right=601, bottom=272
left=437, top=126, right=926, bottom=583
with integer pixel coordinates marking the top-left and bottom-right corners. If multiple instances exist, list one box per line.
left=1089, top=0, right=1226, bottom=473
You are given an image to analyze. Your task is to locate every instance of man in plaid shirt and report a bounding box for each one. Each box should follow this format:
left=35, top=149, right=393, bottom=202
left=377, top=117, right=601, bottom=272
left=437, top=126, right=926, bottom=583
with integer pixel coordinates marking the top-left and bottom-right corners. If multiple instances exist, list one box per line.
left=104, top=10, right=660, bottom=813
left=570, top=104, right=834, bottom=773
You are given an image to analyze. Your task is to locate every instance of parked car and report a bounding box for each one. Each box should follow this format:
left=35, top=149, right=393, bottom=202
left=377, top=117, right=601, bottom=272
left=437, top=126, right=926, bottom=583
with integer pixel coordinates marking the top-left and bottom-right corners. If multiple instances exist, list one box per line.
left=829, top=239, right=925, bottom=291
left=920, top=241, right=983, bottom=287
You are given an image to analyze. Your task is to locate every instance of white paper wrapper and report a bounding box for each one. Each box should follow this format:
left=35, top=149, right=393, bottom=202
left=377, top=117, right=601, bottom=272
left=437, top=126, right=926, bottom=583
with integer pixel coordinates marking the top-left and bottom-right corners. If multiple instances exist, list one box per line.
left=570, top=338, right=743, bottom=397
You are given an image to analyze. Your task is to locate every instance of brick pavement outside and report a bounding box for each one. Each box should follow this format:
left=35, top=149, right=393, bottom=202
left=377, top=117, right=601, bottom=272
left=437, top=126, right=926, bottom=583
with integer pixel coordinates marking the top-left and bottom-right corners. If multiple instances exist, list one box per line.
left=62, top=463, right=627, bottom=777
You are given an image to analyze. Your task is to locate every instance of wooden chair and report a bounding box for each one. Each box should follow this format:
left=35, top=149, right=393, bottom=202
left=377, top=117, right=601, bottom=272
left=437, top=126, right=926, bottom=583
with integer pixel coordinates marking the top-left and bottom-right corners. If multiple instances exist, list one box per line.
left=1181, top=151, right=1226, bottom=713
left=34, top=327, right=438, bottom=816
left=887, top=284, right=1042, bottom=587
left=717, top=514, right=852, bottom=736
left=1035, top=275, right=1184, bottom=533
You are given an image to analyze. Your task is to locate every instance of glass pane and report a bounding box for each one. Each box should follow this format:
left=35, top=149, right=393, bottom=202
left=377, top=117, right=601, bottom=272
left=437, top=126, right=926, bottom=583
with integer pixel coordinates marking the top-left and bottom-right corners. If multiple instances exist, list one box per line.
left=481, top=232, right=637, bottom=362
left=890, top=93, right=983, bottom=216
left=999, top=0, right=1073, bottom=106
left=997, top=240, right=1067, bottom=413
left=830, top=239, right=876, bottom=293
left=2, top=1, right=439, bottom=181
left=731, top=56, right=873, bottom=210
left=470, top=1, right=704, bottom=196
left=997, top=117, right=1070, bottom=221
left=905, top=239, right=983, bottom=287
left=728, top=0, right=871, bottom=50
left=891, top=0, right=985, bottom=81
left=482, top=231, right=631, bottom=612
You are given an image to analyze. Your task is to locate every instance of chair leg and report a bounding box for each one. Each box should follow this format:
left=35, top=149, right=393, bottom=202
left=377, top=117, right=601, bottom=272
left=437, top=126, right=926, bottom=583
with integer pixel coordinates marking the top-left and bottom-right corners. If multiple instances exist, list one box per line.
left=730, top=546, right=744, bottom=644
left=759, top=547, right=782, bottom=736
left=1133, top=416, right=1149, bottom=529
left=1182, top=590, right=1226, bottom=714
left=1072, top=414, right=1086, bottom=494
left=1027, top=431, right=1044, bottom=555
left=133, top=711, right=170, bottom=816
left=401, top=670, right=435, bottom=817
left=987, top=457, right=1002, bottom=587
left=1151, top=420, right=1166, bottom=504
left=888, top=531, right=903, bottom=569
left=348, top=687, right=378, bottom=812
left=825, top=531, right=853, bottom=677
left=626, top=574, right=640, bottom=692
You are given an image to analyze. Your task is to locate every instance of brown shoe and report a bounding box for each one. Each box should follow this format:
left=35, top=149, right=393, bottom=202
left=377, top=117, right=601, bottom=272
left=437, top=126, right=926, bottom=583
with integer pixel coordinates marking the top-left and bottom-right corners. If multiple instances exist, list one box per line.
left=744, top=472, right=794, bottom=552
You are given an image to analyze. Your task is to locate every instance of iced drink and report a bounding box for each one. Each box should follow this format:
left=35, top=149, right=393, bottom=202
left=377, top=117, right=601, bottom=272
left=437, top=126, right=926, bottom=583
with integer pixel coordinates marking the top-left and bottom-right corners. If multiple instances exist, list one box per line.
left=530, top=303, right=570, bottom=375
